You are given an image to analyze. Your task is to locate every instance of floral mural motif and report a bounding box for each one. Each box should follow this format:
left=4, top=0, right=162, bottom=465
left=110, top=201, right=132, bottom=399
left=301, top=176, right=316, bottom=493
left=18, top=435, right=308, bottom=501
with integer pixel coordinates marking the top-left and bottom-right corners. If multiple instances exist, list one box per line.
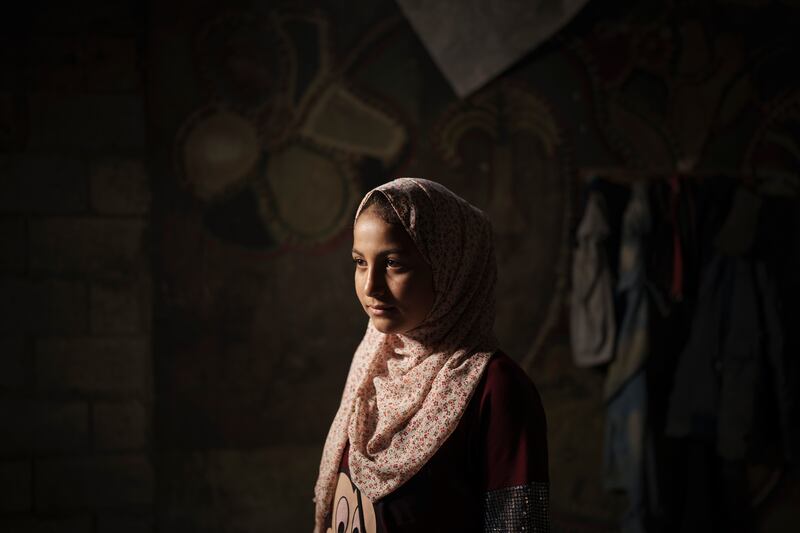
left=175, top=10, right=410, bottom=250
left=432, top=81, right=571, bottom=367
left=573, top=9, right=756, bottom=171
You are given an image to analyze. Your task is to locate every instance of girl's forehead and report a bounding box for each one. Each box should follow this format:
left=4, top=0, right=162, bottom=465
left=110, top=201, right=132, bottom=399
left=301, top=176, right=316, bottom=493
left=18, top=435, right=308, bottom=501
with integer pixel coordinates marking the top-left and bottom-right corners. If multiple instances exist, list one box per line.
left=353, top=212, right=416, bottom=252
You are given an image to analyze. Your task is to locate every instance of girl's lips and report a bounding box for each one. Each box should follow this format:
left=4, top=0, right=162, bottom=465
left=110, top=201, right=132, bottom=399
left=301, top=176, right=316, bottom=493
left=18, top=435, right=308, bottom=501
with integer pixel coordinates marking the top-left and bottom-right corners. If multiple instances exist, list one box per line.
left=368, top=305, right=396, bottom=316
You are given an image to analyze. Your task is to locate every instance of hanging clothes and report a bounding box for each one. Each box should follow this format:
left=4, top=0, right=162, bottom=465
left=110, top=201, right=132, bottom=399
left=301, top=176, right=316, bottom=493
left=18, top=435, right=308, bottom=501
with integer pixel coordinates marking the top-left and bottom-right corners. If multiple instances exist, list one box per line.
left=604, top=182, right=652, bottom=399
left=570, top=189, right=616, bottom=367
left=602, top=183, right=654, bottom=533
left=665, top=184, right=788, bottom=461
left=664, top=253, right=730, bottom=445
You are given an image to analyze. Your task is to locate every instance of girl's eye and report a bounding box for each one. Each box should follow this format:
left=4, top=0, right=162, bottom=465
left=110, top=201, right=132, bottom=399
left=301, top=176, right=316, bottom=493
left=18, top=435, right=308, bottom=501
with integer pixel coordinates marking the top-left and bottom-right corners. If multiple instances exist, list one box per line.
left=353, top=258, right=366, bottom=267
left=386, top=259, right=400, bottom=268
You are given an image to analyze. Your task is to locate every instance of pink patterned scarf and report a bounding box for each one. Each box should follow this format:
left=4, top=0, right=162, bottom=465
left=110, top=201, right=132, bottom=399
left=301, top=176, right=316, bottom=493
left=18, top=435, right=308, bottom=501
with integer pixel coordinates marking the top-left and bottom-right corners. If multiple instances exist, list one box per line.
left=313, top=178, right=498, bottom=531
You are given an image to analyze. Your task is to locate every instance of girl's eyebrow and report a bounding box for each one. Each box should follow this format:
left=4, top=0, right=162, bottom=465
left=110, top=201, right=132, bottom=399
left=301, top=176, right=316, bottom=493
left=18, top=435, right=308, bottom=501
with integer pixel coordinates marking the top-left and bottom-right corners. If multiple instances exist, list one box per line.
left=351, top=248, right=406, bottom=256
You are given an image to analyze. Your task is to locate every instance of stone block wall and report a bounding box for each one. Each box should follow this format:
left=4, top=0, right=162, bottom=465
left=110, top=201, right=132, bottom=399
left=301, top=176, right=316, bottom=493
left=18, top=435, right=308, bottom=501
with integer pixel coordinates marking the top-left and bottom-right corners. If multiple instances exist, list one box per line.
left=0, top=3, right=153, bottom=531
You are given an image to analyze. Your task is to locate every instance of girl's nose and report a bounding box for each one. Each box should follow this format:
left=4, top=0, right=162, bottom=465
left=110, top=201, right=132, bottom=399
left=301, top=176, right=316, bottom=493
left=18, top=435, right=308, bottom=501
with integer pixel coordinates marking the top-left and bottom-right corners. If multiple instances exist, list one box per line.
left=364, top=267, right=386, bottom=297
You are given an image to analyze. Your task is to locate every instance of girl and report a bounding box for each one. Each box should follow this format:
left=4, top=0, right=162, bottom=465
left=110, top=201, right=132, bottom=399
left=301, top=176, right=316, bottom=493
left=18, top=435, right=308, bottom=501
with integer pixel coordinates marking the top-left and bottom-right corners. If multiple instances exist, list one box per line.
left=314, top=178, right=549, bottom=532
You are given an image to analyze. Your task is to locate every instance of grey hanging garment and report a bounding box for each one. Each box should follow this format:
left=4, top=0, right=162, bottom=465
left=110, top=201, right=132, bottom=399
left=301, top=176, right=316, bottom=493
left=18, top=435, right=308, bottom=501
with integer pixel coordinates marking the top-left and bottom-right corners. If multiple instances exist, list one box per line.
left=570, top=191, right=616, bottom=367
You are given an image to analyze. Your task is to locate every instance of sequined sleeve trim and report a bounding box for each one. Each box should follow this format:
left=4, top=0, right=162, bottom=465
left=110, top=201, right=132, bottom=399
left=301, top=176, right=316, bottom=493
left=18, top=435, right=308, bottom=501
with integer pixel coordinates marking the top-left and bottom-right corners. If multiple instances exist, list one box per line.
left=482, top=481, right=550, bottom=532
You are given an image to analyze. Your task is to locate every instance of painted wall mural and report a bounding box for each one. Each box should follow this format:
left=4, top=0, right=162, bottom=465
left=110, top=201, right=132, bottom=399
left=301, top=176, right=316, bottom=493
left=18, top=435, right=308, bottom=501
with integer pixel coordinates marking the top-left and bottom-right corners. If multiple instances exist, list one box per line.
left=570, top=1, right=800, bottom=181
left=175, top=9, right=410, bottom=250
left=430, top=81, right=571, bottom=367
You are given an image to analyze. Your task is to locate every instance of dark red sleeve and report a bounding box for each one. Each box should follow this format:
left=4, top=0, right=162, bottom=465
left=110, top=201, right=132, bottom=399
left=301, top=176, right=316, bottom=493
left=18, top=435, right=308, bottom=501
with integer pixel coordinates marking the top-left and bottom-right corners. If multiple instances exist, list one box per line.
left=477, top=352, right=549, bottom=491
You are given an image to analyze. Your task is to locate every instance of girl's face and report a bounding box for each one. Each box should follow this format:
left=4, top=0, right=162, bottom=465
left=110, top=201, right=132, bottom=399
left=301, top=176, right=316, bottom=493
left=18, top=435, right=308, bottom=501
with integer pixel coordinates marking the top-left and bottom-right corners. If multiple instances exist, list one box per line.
left=352, top=206, right=435, bottom=334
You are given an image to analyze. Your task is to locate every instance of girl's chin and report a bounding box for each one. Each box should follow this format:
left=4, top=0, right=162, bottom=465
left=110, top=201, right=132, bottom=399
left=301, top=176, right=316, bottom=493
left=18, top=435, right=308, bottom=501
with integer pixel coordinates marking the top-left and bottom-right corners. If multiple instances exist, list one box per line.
left=370, top=316, right=405, bottom=334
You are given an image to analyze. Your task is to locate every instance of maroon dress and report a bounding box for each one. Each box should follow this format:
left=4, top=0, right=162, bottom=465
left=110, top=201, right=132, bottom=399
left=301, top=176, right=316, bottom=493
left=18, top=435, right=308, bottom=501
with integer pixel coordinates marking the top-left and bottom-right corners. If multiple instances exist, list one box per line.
left=325, top=351, right=550, bottom=533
